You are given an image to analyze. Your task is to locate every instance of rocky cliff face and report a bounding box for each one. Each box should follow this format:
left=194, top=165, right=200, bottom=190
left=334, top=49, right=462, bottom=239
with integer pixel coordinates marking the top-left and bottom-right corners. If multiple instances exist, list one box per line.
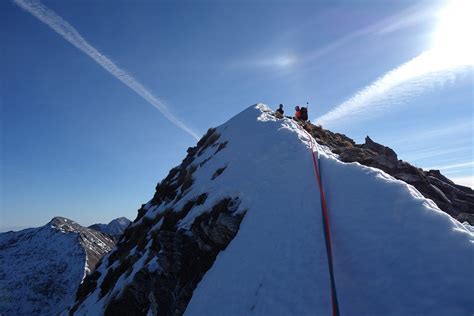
left=302, top=123, right=474, bottom=224
left=0, top=217, right=115, bottom=315
left=70, top=128, right=246, bottom=315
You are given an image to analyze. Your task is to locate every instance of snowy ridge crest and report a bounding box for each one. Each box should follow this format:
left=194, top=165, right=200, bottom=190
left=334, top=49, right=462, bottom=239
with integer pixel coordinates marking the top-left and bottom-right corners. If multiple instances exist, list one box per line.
left=70, top=104, right=474, bottom=316
left=89, top=217, right=132, bottom=240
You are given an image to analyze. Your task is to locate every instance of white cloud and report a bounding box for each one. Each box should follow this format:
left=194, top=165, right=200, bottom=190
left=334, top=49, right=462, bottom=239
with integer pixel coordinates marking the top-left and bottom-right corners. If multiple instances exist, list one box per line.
left=426, top=161, right=474, bottom=171
left=301, top=2, right=438, bottom=65
left=449, top=176, right=474, bottom=188
left=400, top=145, right=472, bottom=162
left=317, top=49, right=472, bottom=127
left=317, top=0, right=474, bottom=127
left=376, top=2, right=438, bottom=35
left=14, top=0, right=199, bottom=140
left=390, top=120, right=473, bottom=147
left=227, top=54, right=298, bottom=70
left=236, top=3, right=435, bottom=72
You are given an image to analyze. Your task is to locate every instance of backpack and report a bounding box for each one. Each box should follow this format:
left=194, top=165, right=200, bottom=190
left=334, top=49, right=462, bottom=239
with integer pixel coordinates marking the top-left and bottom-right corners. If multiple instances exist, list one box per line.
left=300, top=107, right=308, bottom=121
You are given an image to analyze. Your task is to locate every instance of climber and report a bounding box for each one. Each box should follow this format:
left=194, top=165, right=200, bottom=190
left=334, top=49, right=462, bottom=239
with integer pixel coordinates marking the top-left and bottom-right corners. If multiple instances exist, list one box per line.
left=300, top=106, right=308, bottom=122
left=275, top=104, right=284, bottom=118
left=294, top=106, right=301, bottom=120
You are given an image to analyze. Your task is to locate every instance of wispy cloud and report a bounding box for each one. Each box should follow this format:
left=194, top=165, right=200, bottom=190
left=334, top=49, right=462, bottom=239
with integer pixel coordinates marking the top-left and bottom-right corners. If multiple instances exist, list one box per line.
left=425, top=161, right=473, bottom=188
left=426, top=161, right=474, bottom=171
left=399, top=145, right=472, bottom=163
left=390, top=120, right=473, bottom=147
left=14, top=0, right=199, bottom=140
left=375, top=2, right=437, bottom=35
left=232, top=2, right=437, bottom=73
left=317, top=49, right=472, bottom=126
left=317, top=0, right=474, bottom=127
left=301, top=2, right=438, bottom=66
left=228, top=54, right=298, bottom=70
left=449, top=175, right=473, bottom=188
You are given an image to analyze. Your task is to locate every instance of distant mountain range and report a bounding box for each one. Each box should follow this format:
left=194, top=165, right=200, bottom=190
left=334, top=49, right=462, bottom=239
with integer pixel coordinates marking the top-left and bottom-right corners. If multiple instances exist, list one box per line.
left=0, top=216, right=129, bottom=316
left=89, top=217, right=131, bottom=241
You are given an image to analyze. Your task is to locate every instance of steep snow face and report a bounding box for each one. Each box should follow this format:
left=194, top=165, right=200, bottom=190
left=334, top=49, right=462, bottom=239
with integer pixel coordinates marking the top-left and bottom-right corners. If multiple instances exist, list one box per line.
left=0, top=217, right=114, bottom=316
left=89, top=217, right=131, bottom=238
left=72, top=104, right=474, bottom=315
left=183, top=105, right=474, bottom=315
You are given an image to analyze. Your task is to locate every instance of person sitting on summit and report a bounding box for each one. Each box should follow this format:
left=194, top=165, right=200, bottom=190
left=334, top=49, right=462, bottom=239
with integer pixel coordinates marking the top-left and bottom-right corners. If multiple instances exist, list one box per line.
left=275, top=104, right=284, bottom=118
left=294, top=106, right=301, bottom=120
left=299, top=106, right=308, bottom=121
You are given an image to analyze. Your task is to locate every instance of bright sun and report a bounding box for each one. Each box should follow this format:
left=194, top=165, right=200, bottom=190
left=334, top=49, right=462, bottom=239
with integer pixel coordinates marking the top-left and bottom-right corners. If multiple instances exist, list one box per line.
left=431, top=0, right=474, bottom=66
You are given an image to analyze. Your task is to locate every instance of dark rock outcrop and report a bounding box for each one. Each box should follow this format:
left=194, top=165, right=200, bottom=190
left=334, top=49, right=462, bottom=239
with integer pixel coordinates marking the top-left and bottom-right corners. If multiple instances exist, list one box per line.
left=103, top=198, right=244, bottom=316
left=70, top=128, right=246, bottom=315
left=303, top=123, right=474, bottom=224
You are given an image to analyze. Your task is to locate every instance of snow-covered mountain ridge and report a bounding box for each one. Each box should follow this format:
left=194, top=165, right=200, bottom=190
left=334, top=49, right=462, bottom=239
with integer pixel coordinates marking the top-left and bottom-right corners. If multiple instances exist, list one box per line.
left=0, top=217, right=115, bottom=315
left=89, top=217, right=131, bottom=241
left=69, top=104, right=474, bottom=315
left=302, top=122, right=473, bottom=224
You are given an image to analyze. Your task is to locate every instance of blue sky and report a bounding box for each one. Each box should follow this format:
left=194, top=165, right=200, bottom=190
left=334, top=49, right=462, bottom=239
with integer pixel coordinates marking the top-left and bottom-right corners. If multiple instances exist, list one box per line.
left=1, top=0, right=472, bottom=231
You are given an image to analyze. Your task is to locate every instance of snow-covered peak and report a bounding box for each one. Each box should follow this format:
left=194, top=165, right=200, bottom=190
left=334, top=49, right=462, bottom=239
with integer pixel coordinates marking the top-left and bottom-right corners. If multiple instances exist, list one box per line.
left=89, top=217, right=131, bottom=238
left=49, top=216, right=84, bottom=233
left=70, top=104, right=474, bottom=315
left=0, top=217, right=116, bottom=316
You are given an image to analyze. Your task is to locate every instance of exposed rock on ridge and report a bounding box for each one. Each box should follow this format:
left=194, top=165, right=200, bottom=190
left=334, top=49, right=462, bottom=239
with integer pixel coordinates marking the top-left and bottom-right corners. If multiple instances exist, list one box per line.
left=50, top=217, right=116, bottom=273
left=89, top=217, right=132, bottom=242
left=70, top=128, right=246, bottom=315
left=303, top=123, right=474, bottom=224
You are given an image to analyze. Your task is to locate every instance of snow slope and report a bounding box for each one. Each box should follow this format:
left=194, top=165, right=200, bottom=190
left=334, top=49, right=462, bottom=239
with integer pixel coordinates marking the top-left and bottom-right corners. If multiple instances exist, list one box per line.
left=0, top=217, right=114, bottom=315
left=72, top=104, right=474, bottom=315
left=183, top=105, right=474, bottom=315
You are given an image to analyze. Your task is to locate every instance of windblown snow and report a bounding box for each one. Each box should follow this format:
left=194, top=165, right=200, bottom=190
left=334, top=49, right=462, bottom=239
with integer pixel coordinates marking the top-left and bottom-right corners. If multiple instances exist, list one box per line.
left=73, top=104, right=474, bottom=315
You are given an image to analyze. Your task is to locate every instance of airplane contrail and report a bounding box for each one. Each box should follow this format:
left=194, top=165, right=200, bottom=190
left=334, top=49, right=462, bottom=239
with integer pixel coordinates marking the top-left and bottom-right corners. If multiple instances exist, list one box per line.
left=14, top=0, right=199, bottom=140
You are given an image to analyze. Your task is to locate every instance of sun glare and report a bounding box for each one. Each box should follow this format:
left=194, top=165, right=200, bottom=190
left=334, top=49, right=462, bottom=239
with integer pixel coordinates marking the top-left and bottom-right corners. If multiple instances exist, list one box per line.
left=431, top=0, right=474, bottom=66
left=274, top=55, right=296, bottom=67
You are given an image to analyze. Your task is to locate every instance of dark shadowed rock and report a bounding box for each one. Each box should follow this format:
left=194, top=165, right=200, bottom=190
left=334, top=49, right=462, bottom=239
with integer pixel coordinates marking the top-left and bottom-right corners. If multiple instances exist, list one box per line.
left=70, top=128, right=246, bottom=316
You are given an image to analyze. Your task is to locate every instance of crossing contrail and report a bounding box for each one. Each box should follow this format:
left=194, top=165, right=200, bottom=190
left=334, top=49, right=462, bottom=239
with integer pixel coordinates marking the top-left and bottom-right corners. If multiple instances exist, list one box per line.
left=14, top=0, right=199, bottom=140
left=317, top=0, right=474, bottom=128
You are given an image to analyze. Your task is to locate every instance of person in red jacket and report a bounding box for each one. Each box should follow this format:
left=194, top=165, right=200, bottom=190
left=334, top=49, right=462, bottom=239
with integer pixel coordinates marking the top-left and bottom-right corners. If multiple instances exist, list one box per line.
left=294, top=106, right=301, bottom=120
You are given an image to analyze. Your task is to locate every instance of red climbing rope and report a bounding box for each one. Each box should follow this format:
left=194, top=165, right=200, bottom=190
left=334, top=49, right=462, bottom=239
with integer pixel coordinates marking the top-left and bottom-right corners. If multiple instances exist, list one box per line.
left=299, top=124, right=340, bottom=316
